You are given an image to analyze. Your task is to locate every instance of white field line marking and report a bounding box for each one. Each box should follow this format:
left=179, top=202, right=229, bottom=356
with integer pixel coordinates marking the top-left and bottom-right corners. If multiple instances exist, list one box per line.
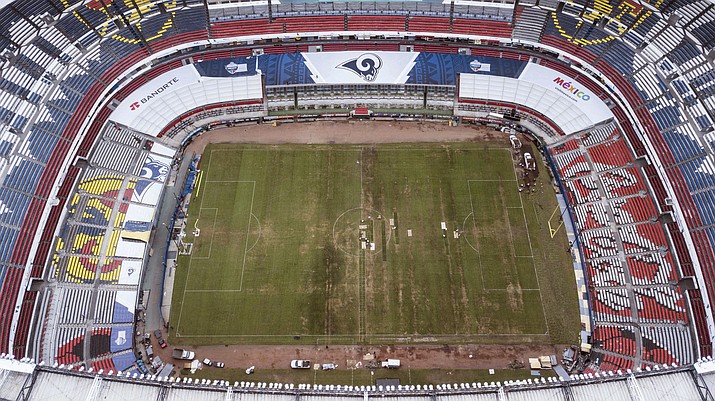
left=238, top=181, right=256, bottom=292
left=466, top=181, right=485, bottom=290
left=176, top=149, right=214, bottom=336
left=175, top=332, right=551, bottom=338
left=246, top=214, right=262, bottom=253
left=204, top=180, right=258, bottom=183
left=189, top=208, right=218, bottom=260
left=504, top=207, right=517, bottom=258
left=511, top=160, right=548, bottom=335
left=360, top=148, right=363, bottom=209
left=468, top=179, right=517, bottom=182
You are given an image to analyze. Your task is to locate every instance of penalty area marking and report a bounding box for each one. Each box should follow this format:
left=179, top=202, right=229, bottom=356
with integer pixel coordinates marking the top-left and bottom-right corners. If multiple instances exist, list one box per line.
left=175, top=177, right=257, bottom=337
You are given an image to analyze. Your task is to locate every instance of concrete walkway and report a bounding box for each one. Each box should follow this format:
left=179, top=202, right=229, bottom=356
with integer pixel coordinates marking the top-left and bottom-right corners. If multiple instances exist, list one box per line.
left=140, top=153, right=194, bottom=335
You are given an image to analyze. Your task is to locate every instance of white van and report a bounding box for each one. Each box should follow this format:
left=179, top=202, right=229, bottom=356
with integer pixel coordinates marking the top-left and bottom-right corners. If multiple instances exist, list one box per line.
left=381, top=359, right=401, bottom=369
left=524, top=153, right=536, bottom=170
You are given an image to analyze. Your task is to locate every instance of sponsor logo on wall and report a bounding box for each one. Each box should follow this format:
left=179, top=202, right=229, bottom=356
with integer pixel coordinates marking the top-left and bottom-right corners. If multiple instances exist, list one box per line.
left=553, top=77, right=591, bottom=101
left=129, top=77, right=180, bottom=111
left=225, top=61, right=247, bottom=75
left=469, top=59, right=491, bottom=73
left=336, top=53, right=383, bottom=82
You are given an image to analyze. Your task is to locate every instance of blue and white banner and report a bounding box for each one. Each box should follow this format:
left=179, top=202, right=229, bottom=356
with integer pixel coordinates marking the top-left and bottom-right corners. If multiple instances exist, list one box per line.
left=118, top=260, right=142, bottom=285
left=110, top=325, right=133, bottom=353
left=193, top=52, right=528, bottom=85
left=302, top=51, right=419, bottom=84
left=111, top=291, right=136, bottom=324
left=459, top=62, right=614, bottom=134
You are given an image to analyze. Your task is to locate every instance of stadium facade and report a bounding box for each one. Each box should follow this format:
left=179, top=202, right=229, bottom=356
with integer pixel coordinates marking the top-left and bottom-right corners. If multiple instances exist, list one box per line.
left=0, top=0, right=714, bottom=397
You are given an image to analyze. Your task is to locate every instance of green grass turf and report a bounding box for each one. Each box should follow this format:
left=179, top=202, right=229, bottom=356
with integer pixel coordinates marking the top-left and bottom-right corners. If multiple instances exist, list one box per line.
left=169, top=143, right=580, bottom=345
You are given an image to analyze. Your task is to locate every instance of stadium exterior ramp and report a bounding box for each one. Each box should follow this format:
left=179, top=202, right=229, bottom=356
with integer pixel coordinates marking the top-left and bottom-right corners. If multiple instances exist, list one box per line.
left=2, top=357, right=715, bottom=401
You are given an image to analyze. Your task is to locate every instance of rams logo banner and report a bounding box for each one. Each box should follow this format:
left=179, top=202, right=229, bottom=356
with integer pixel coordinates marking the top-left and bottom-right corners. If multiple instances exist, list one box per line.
left=303, top=51, right=418, bottom=84
left=337, top=53, right=383, bottom=82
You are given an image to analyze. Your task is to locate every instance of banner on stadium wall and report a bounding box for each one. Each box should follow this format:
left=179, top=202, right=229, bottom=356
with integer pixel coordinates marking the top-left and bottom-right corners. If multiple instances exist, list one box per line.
left=125, top=203, right=155, bottom=223
left=121, top=220, right=152, bottom=242
left=110, top=325, right=133, bottom=353
left=112, top=291, right=136, bottom=324
left=118, top=260, right=142, bottom=285
left=193, top=52, right=528, bottom=85
left=301, top=51, right=419, bottom=84
left=517, top=63, right=612, bottom=124
left=112, top=65, right=201, bottom=126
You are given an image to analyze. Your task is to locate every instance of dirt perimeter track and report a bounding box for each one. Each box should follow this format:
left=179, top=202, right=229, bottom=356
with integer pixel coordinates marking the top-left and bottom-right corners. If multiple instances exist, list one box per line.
left=183, top=120, right=509, bottom=154
left=179, top=344, right=563, bottom=371
left=168, top=120, right=562, bottom=373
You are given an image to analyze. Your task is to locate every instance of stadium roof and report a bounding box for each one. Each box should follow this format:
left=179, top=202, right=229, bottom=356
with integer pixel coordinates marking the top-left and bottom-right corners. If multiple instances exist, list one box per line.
left=3, top=360, right=715, bottom=401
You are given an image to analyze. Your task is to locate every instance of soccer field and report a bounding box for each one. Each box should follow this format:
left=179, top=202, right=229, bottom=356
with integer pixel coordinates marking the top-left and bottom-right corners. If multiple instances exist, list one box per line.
left=169, top=143, right=580, bottom=345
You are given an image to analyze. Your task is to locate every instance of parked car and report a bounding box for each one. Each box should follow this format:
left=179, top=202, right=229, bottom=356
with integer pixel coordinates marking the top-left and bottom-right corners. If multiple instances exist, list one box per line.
left=158, top=339, right=167, bottom=349
left=136, top=359, right=148, bottom=375
left=214, top=361, right=225, bottom=368
left=290, top=360, right=311, bottom=369
left=321, top=363, right=336, bottom=371
left=154, top=329, right=162, bottom=340
left=202, top=358, right=213, bottom=367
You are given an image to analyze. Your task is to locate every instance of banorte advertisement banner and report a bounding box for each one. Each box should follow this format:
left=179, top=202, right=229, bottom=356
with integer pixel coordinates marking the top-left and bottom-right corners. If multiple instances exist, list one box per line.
left=111, top=64, right=201, bottom=128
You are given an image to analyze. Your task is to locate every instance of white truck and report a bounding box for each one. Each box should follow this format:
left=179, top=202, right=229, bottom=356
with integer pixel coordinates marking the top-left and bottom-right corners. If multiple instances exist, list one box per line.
left=381, top=359, right=401, bottom=369
left=172, top=348, right=195, bottom=360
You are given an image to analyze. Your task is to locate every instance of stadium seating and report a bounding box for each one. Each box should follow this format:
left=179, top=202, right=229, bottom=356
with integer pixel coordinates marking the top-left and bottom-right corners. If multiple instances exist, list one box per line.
left=0, top=0, right=711, bottom=378
left=588, top=258, right=627, bottom=287
left=593, top=325, right=637, bottom=357
left=546, top=117, right=699, bottom=370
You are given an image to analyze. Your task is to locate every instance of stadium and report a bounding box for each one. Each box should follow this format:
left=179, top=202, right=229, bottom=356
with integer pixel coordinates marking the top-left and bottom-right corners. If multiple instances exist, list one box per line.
left=0, top=0, right=715, bottom=399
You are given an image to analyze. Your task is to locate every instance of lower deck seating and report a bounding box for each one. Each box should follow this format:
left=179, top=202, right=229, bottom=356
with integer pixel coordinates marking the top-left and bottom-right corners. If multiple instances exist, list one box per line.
left=593, top=325, right=637, bottom=357
left=641, top=325, right=693, bottom=365
left=55, top=328, right=84, bottom=366
left=547, top=124, right=697, bottom=368
left=588, top=258, right=627, bottom=287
